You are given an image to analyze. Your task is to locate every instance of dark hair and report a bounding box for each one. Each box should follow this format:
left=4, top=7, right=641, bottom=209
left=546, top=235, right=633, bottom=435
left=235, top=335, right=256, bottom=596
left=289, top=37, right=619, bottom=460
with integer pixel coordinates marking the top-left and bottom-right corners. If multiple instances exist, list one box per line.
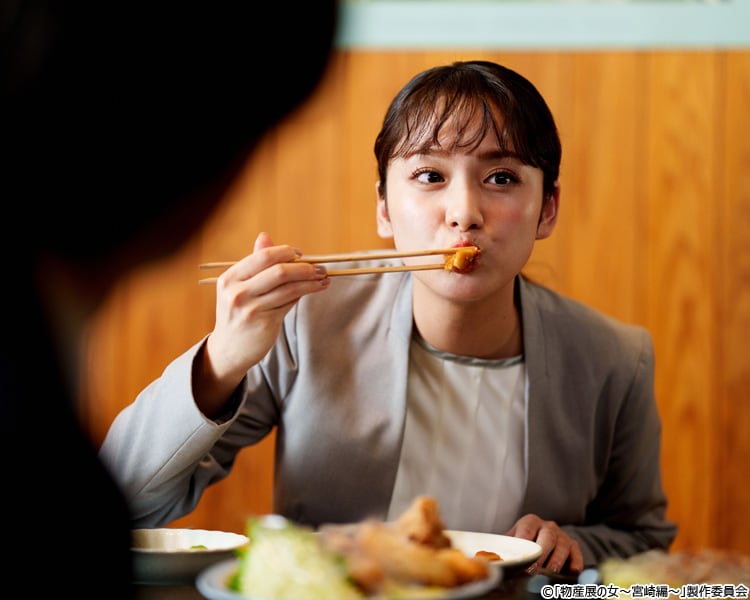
left=374, top=60, right=561, bottom=200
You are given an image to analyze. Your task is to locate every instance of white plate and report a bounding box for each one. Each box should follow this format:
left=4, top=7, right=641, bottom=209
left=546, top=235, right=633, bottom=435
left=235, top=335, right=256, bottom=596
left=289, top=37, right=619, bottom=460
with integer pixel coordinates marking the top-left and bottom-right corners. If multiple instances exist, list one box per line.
left=445, top=531, right=542, bottom=573
left=131, top=528, right=248, bottom=585
left=197, top=557, right=502, bottom=600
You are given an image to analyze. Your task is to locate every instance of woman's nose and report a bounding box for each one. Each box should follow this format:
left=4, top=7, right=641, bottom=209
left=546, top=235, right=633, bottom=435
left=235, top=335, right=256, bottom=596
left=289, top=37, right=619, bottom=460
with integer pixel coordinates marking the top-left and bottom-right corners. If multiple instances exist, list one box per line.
left=445, top=185, right=483, bottom=231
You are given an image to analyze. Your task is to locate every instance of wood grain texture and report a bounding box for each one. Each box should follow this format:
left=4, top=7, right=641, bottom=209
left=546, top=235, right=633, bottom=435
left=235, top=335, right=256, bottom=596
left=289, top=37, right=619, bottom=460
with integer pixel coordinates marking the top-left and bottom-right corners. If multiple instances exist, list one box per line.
left=79, top=50, right=750, bottom=555
left=716, top=51, right=750, bottom=554
left=644, top=52, right=719, bottom=552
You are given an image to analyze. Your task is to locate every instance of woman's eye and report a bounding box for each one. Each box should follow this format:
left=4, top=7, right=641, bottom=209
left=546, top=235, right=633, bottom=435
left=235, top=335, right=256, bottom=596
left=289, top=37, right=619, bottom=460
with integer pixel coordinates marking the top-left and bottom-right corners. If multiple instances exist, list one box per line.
left=414, top=169, right=444, bottom=184
left=487, top=171, right=517, bottom=186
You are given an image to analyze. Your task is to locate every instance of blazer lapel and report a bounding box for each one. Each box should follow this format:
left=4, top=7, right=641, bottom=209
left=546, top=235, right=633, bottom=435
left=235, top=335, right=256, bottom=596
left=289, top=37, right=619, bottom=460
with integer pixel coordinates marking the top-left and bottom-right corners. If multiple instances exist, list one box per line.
left=517, top=276, right=556, bottom=516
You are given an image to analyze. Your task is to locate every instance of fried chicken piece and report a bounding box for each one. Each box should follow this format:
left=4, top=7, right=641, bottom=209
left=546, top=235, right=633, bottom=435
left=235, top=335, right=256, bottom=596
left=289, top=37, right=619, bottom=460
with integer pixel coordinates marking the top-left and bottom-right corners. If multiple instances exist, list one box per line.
left=392, top=495, right=451, bottom=549
left=319, top=497, right=488, bottom=595
left=346, top=521, right=487, bottom=592
left=443, top=246, right=480, bottom=271
left=475, top=550, right=502, bottom=562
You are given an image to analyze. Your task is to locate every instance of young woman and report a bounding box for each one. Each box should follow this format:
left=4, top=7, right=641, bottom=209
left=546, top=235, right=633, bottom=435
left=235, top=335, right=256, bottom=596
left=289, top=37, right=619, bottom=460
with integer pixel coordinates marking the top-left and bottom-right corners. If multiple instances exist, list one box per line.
left=100, top=60, right=677, bottom=575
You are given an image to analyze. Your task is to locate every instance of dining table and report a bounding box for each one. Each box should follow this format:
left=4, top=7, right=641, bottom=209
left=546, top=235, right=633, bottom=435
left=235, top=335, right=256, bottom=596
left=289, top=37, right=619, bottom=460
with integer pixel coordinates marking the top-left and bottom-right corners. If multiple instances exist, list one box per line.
left=133, top=567, right=577, bottom=600
left=131, top=542, right=750, bottom=600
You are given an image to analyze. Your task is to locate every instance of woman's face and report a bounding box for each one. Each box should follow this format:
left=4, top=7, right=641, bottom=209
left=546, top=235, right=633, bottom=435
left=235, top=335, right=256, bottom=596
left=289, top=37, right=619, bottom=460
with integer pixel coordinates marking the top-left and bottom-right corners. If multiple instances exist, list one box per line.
left=377, top=111, right=558, bottom=305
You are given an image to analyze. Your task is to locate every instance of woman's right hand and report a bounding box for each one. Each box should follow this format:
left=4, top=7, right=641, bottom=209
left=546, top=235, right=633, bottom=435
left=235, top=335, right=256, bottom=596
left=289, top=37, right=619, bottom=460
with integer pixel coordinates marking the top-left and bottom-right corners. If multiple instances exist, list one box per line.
left=194, top=231, right=330, bottom=416
left=506, top=513, right=584, bottom=575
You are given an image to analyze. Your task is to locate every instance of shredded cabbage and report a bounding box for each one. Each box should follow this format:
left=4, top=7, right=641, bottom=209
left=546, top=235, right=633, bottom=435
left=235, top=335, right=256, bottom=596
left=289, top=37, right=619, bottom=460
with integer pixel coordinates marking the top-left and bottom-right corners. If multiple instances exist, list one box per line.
left=231, top=515, right=364, bottom=600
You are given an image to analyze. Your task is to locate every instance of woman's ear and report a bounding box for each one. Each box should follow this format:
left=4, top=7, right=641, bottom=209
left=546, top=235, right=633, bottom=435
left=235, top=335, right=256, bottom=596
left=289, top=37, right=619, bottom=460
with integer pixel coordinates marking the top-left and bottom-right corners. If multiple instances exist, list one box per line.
left=376, top=181, right=393, bottom=239
left=536, top=182, right=560, bottom=240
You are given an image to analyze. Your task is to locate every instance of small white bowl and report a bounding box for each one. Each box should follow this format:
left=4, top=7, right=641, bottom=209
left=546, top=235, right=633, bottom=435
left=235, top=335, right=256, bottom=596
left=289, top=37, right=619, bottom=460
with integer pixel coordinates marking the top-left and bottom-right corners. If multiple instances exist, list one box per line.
left=131, top=528, right=248, bottom=585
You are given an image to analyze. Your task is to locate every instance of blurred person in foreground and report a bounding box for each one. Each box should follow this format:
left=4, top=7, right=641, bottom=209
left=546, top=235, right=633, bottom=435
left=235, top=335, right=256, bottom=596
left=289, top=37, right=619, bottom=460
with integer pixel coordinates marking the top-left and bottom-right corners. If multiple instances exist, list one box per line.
left=100, top=60, right=677, bottom=576
left=1, top=2, right=337, bottom=596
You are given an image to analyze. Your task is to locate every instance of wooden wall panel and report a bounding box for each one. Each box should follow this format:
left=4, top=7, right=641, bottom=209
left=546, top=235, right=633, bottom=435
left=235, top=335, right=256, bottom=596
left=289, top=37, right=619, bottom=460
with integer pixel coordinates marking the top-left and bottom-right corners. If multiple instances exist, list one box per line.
left=78, top=50, right=750, bottom=556
left=717, top=51, right=750, bottom=553
left=555, top=53, right=641, bottom=323
left=644, top=52, right=720, bottom=552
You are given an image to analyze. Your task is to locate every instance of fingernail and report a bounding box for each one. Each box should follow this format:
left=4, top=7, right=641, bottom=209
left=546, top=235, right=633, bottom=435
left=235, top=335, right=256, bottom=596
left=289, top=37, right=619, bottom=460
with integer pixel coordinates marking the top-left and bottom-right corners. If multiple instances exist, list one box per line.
left=314, top=265, right=327, bottom=275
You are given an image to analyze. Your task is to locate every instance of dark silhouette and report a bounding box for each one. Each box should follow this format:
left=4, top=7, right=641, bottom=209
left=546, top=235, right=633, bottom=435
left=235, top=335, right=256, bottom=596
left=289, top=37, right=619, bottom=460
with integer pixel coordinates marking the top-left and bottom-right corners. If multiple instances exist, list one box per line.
left=2, top=2, right=337, bottom=596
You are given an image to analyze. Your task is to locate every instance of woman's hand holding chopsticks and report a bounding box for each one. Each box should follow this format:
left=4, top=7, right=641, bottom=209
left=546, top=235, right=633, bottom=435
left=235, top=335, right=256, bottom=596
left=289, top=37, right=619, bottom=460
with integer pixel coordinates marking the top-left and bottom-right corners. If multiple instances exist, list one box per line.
left=192, top=232, right=331, bottom=418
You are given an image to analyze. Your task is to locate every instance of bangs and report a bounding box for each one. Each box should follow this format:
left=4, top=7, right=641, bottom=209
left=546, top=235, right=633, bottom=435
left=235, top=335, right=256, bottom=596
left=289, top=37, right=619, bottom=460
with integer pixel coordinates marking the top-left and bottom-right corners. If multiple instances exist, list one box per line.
left=391, top=92, right=510, bottom=159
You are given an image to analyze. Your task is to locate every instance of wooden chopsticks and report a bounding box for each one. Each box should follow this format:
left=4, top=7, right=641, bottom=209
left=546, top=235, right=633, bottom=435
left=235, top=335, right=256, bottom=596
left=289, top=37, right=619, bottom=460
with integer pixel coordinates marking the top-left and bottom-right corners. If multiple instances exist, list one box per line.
left=198, top=247, right=471, bottom=284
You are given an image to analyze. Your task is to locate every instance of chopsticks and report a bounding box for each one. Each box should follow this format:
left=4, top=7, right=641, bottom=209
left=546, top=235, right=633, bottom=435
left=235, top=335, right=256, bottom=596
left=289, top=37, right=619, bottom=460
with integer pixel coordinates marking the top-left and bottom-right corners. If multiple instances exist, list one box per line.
left=198, top=247, right=472, bottom=284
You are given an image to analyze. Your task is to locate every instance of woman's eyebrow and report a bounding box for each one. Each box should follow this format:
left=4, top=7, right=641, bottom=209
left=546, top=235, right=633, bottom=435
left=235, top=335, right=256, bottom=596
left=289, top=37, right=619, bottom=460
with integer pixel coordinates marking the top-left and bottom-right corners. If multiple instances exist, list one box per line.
left=476, top=149, right=522, bottom=161
left=403, top=147, right=522, bottom=161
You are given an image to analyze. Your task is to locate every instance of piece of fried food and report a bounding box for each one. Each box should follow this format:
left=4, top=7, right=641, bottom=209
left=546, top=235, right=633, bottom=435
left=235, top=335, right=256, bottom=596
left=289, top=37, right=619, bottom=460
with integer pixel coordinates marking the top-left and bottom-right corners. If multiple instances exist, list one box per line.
left=349, top=522, right=487, bottom=591
left=475, top=550, right=502, bottom=562
left=319, top=496, right=488, bottom=595
left=443, top=246, right=480, bottom=271
left=392, top=495, right=452, bottom=549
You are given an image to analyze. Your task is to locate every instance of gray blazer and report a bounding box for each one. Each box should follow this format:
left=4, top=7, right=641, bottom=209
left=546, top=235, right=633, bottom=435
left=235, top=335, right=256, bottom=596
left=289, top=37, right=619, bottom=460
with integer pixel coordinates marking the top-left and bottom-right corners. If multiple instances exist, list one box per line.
left=100, top=272, right=677, bottom=566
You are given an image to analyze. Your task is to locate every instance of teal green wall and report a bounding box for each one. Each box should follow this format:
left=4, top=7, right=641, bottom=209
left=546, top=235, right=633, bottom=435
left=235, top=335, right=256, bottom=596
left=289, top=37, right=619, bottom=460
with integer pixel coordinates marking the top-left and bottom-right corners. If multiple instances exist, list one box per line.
left=335, top=1, right=750, bottom=49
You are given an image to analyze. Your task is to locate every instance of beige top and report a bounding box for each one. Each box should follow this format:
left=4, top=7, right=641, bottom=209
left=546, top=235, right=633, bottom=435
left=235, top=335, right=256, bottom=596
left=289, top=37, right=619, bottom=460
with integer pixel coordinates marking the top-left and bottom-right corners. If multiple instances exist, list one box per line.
left=387, top=332, right=526, bottom=532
